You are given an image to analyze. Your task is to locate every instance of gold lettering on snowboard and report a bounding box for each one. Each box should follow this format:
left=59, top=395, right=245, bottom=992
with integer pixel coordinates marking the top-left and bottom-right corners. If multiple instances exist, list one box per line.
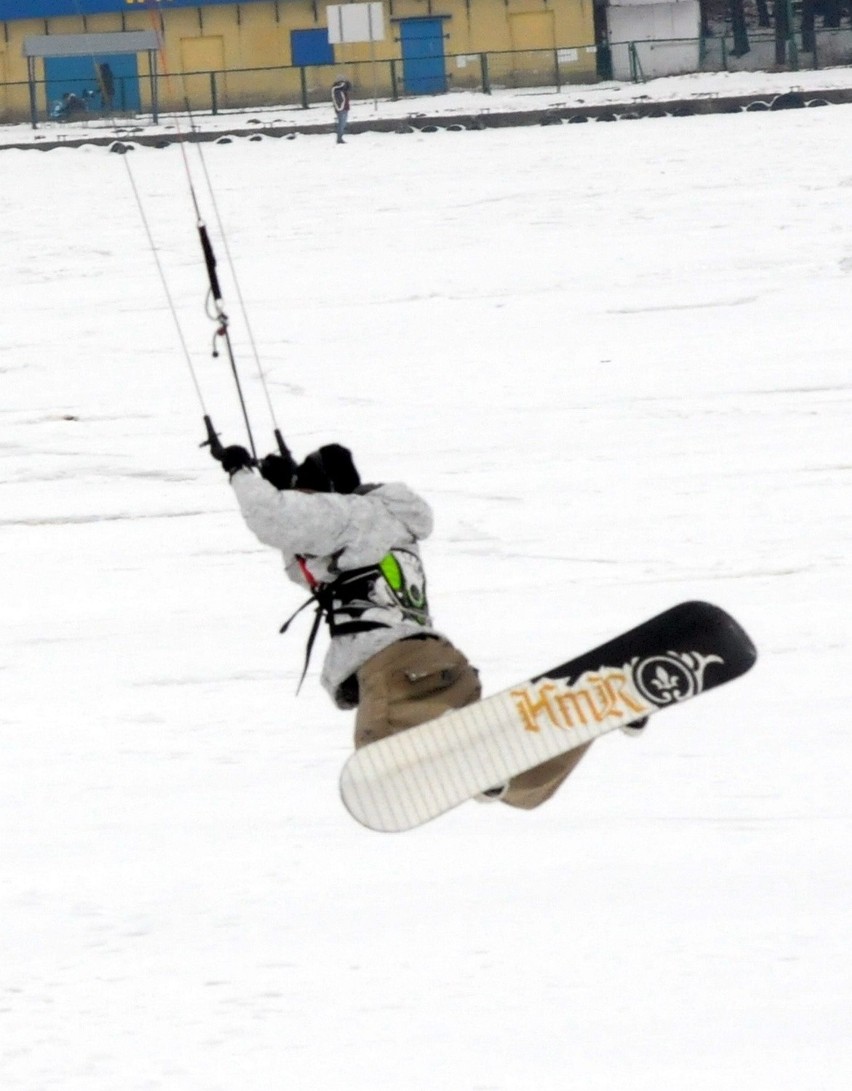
left=510, top=669, right=649, bottom=734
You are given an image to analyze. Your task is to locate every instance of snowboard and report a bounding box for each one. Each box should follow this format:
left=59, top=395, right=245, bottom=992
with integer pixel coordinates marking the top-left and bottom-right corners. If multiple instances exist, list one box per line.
left=339, top=601, right=757, bottom=832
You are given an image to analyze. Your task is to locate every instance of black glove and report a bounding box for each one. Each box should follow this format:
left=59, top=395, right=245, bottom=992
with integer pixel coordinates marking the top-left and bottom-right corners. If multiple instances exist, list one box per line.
left=259, top=451, right=298, bottom=491
left=219, top=445, right=255, bottom=477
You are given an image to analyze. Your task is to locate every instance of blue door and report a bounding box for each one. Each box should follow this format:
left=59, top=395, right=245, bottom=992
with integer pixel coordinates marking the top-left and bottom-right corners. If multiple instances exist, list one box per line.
left=291, top=28, right=334, bottom=68
left=44, top=53, right=140, bottom=117
left=399, top=18, right=447, bottom=95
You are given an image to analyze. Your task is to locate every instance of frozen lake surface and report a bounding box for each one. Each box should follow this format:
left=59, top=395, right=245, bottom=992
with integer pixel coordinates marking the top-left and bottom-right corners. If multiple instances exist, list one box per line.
left=2, top=71, right=850, bottom=1090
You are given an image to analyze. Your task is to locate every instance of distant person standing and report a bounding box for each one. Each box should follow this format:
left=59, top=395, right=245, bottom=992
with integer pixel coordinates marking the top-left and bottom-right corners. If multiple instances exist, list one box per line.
left=331, top=78, right=352, bottom=145
left=97, top=63, right=115, bottom=112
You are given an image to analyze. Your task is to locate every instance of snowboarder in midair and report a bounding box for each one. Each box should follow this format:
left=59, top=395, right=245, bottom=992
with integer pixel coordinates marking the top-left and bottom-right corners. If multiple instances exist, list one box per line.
left=214, top=441, right=590, bottom=809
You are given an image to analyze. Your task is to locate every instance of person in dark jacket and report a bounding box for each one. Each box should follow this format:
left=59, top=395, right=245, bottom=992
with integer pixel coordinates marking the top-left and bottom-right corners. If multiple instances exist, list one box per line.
left=97, top=63, right=115, bottom=112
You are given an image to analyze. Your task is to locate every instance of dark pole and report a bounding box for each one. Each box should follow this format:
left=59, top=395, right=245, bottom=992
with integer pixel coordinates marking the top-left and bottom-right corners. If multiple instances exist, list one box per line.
left=28, top=56, right=38, bottom=130
left=150, top=50, right=159, bottom=124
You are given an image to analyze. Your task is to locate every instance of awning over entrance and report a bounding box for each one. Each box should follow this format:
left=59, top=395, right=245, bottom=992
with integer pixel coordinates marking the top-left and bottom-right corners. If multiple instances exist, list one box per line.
left=23, top=31, right=161, bottom=59
left=22, top=31, right=161, bottom=128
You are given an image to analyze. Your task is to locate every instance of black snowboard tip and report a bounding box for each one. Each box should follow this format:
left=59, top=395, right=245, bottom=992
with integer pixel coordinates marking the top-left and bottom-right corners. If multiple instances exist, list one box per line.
left=674, top=600, right=758, bottom=669
left=538, top=601, right=757, bottom=687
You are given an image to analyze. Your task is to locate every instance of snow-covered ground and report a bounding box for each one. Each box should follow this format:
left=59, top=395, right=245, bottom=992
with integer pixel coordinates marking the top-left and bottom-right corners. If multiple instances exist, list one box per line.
left=2, top=68, right=850, bottom=1090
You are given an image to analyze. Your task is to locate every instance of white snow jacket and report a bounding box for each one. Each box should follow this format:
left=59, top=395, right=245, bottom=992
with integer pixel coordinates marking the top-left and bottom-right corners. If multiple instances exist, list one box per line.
left=231, top=470, right=440, bottom=707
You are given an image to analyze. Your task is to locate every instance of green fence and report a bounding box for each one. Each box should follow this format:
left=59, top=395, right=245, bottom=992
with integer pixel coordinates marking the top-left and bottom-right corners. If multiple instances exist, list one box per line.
left=3, top=29, right=852, bottom=126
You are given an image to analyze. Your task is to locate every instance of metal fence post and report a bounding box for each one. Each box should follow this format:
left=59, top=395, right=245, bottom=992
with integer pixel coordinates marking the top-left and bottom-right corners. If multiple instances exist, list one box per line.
left=480, top=52, right=491, bottom=95
left=27, top=58, right=38, bottom=129
left=628, top=41, right=646, bottom=83
left=299, top=67, right=308, bottom=109
left=786, top=0, right=798, bottom=68
left=210, top=71, right=218, bottom=115
left=553, top=48, right=561, bottom=92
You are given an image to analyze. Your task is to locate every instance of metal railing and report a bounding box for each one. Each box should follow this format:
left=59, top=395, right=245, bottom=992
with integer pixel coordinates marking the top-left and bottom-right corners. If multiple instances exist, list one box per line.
left=2, top=30, right=852, bottom=127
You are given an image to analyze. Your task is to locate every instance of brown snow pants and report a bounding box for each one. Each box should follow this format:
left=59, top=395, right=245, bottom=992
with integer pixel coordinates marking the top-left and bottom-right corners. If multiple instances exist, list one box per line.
left=353, top=635, right=590, bottom=811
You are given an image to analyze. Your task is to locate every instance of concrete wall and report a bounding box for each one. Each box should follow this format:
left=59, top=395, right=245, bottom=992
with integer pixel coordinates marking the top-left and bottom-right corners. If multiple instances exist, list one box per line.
left=607, top=1, right=701, bottom=79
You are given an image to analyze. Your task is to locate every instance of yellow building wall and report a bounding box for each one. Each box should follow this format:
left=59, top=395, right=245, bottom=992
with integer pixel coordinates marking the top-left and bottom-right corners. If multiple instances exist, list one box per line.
left=234, top=1, right=289, bottom=68
left=0, top=0, right=596, bottom=120
left=0, top=20, right=40, bottom=120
